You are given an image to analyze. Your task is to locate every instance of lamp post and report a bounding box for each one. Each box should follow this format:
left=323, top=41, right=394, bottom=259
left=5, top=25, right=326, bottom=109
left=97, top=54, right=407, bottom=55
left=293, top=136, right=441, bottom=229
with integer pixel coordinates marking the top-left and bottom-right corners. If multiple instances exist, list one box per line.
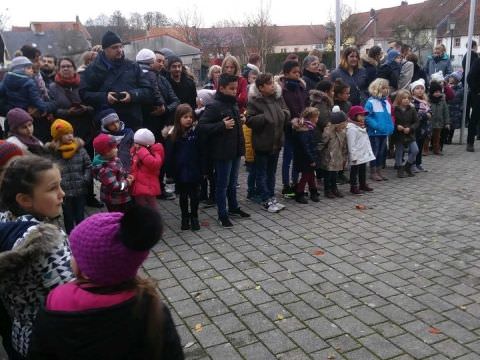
left=449, top=21, right=456, bottom=60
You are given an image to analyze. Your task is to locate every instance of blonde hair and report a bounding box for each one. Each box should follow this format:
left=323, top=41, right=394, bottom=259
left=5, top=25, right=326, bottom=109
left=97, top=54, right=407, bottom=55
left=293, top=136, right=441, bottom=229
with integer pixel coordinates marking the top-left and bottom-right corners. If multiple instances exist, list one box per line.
left=207, top=65, right=221, bottom=80
left=221, top=55, right=241, bottom=76
left=393, top=89, right=411, bottom=106
left=368, top=78, right=390, bottom=97
left=302, top=107, right=320, bottom=119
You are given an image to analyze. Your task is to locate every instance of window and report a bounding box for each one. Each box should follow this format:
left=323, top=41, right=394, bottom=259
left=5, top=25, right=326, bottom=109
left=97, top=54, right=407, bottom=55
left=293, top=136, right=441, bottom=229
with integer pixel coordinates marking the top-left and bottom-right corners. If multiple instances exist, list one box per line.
left=454, top=37, right=461, bottom=47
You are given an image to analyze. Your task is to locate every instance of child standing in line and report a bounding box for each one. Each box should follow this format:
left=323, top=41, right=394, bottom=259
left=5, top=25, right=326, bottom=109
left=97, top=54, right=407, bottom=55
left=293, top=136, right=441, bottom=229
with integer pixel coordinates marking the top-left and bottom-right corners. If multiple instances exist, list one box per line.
left=243, top=120, right=257, bottom=202
left=346, top=106, right=375, bottom=194
left=292, top=107, right=320, bottom=204
left=92, top=133, right=133, bottom=213
left=333, top=79, right=352, bottom=114
left=28, top=205, right=184, bottom=359
left=429, top=81, right=450, bottom=155
left=364, top=78, right=394, bottom=181
left=167, top=104, right=202, bottom=231
left=410, top=79, right=431, bottom=172
left=246, top=73, right=290, bottom=213
left=446, top=72, right=463, bottom=144
left=281, top=60, right=308, bottom=199
left=318, top=106, right=349, bottom=199
left=97, top=108, right=134, bottom=171
left=130, top=128, right=164, bottom=211
left=47, top=119, right=91, bottom=234
left=5, top=108, right=45, bottom=155
left=0, top=156, right=73, bottom=359
left=392, top=90, right=420, bottom=178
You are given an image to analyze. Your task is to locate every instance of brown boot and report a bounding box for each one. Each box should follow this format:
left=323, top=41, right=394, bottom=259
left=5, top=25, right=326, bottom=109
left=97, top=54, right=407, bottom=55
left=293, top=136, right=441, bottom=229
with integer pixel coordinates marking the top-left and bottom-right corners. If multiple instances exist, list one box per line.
left=423, top=137, right=430, bottom=156
left=432, top=129, right=442, bottom=155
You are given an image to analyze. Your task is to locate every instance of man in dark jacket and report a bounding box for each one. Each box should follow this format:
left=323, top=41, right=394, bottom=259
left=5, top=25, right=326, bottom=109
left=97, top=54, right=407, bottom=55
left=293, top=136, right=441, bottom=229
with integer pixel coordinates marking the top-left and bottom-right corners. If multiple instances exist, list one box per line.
left=467, top=57, right=480, bottom=151
left=377, top=50, right=402, bottom=91
left=166, top=56, right=197, bottom=112
left=79, top=31, right=153, bottom=130
left=198, top=73, right=250, bottom=227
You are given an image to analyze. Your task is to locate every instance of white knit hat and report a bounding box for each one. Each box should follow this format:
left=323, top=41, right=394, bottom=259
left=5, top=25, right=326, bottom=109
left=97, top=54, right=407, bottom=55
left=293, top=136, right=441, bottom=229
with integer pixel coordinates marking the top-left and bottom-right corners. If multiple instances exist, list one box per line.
left=136, top=49, right=155, bottom=64
left=134, top=128, right=155, bottom=146
left=197, top=89, right=216, bottom=107
left=430, top=71, right=444, bottom=83
left=10, top=56, right=32, bottom=71
left=409, top=78, right=426, bottom=92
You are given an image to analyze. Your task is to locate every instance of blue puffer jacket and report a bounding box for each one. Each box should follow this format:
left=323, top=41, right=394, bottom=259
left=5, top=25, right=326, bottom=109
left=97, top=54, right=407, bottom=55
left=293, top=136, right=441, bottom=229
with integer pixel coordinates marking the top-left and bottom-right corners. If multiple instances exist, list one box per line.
left=0, top=72, right=56, bottom=113
left=365, top=97, right=394, bottom=137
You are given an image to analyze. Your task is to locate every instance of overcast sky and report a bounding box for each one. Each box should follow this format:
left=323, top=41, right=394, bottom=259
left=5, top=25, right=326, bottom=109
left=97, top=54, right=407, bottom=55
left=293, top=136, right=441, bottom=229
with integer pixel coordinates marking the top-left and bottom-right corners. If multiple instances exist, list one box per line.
left=2, top=0, right=425, bottom=28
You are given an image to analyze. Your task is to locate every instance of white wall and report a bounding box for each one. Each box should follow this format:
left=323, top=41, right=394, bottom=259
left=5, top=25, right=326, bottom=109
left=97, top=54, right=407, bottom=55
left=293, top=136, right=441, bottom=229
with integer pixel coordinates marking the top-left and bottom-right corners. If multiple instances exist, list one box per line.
left=273, top=44, right=324, bottom=54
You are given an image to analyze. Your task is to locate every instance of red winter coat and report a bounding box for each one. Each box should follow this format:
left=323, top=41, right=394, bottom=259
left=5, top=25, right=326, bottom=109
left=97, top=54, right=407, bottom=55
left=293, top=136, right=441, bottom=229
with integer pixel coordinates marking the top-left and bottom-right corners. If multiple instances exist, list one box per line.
left=130, top=143, right=164, bottom=197
left=236, top=76, right=248, bottom=113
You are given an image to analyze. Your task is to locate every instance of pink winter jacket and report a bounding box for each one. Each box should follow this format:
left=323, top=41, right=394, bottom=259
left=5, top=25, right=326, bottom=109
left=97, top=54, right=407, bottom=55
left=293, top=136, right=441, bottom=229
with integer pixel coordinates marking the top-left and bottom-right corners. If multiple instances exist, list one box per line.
left=130, top=143, right=164, bottom=197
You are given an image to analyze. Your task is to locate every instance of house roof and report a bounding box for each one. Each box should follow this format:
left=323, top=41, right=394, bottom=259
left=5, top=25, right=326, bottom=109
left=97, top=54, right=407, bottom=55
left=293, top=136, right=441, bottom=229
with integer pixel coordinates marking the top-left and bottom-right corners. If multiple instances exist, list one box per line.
left=1, top=29, right=91, bottom=60
left=272, top=25, right=328, bottom=46
left=348, top=0, right=474, bottom=45
left=124, top=34, right=201, bottom=60
left=436, top=1, right=480, bottom=37
left=13, top=21, right=91, bottom=40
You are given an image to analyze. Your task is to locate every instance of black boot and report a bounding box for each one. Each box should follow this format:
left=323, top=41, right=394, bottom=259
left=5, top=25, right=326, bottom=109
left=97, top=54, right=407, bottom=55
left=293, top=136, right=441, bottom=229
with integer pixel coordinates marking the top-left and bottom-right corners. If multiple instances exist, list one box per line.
left=310, top=189, right=320, bottom=202
left=295, top=192, right=308, bottom=204
left=181, top=216, right=190, bottom=230
left=397, top=166, right=407, bottom=178
left=404, top=162, right=415, bottom=177
left=191, top=216, right=200, bottom=231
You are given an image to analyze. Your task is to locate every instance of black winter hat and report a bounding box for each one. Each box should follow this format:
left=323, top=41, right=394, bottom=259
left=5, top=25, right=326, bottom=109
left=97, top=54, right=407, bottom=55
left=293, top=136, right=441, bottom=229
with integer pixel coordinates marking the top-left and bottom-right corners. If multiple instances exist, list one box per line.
left=102, top=31, right=122, bottom=49
left=429, top=81, right=443, bottom=95
left=330, top=105, right=347, bottom=124
left=167, top=56, right=183, bottom=69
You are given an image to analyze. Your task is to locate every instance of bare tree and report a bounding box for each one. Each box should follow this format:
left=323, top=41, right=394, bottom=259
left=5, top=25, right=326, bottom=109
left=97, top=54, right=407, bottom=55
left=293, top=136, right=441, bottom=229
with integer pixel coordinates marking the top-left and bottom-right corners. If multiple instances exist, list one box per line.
left=199, top=20, right=244, bottom=61
left=241, top=0, right=279, bottom=70
left=326, top=4, right=360, bottom=48
left=129, top=12, right=145, bottom=31
left=143, top=11, right=170, bottom=30
left=173, top=6, right=203, bottom=46
left=390, top=14, right=434, bottom=57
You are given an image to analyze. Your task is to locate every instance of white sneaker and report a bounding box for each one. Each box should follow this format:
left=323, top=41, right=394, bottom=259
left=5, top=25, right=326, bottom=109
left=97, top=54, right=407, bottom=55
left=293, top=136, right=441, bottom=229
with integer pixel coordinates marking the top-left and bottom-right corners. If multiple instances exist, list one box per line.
left=263, top=200, right=280, bottom=213
left=272, top=198, right=286, bottom=211
left=165, top=182, right=175, bottom=193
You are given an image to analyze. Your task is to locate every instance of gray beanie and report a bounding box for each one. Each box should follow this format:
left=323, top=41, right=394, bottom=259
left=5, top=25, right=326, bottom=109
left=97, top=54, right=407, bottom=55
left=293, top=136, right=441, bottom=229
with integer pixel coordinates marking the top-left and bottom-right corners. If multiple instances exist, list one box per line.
left=303, top=55, right=319, bottom=69
left=10, top=56, right=32, bottom=71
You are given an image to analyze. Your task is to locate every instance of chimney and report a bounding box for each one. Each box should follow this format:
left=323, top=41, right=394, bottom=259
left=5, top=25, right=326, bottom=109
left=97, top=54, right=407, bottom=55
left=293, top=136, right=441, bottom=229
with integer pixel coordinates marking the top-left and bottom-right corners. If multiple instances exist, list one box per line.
left=401, top=1, right=408, bottom=5
left=31, top=22, right=43, bottom=34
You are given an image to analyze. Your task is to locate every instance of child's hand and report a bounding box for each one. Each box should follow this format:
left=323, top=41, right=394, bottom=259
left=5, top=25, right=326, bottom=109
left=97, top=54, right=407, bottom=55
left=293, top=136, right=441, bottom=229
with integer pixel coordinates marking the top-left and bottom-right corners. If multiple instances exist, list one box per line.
left=404, top=128, right=410, bottom=134
left=397, top=125, right=404, bottom=131
left=310, top=162, right=316, bottom=167
left=223, top=117, right=235, bottom=129
left=107, top=92, right=118, bottom=104
left=240, top=114, right=246, bottom=124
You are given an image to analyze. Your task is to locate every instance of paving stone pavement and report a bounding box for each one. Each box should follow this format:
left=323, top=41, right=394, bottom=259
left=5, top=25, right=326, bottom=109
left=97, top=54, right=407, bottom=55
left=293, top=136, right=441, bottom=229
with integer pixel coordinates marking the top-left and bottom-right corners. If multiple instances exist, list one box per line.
left=141, top=141, right=480, bottom=360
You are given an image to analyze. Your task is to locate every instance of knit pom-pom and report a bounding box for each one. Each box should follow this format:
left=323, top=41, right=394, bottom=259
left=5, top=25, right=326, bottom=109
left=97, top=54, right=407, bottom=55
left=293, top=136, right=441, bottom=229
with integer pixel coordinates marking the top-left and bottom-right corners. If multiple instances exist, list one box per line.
left=120, top=205, right=163, bottom=251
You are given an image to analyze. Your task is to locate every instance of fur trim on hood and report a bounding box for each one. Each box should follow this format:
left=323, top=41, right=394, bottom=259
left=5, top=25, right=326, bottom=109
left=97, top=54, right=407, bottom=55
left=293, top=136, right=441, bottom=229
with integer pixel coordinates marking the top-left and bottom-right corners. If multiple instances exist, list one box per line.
left=0, top=223, right=67, bottom=281
left=277, top=75, right=307, bottom=90
left=309, top=90, right=333, bottom=108
left=361, top=54, right=378, bottom=67
left=248, top=82, right=283, bottom=101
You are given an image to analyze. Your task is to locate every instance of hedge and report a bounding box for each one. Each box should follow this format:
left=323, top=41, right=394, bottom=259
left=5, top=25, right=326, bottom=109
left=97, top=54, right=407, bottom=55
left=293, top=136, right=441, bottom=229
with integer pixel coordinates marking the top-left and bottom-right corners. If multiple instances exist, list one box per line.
left=265, top=51, right=336, bottom=74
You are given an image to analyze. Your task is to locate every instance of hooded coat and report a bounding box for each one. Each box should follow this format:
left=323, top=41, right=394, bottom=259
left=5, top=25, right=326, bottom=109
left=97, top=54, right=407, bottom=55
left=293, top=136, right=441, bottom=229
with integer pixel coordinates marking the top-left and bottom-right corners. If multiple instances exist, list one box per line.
left=246, top=82, right=290, bottom=154
left=317, top=123, right=348, bottom=171
left=130, top=143, right=164, bottom=197
left=0, top=213, right=73, bottom=357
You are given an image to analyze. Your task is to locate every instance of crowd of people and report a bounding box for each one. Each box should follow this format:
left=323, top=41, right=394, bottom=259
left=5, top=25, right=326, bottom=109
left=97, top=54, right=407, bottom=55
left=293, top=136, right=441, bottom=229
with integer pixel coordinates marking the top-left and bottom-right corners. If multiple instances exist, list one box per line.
left=0, top=29, right=478, bottom=358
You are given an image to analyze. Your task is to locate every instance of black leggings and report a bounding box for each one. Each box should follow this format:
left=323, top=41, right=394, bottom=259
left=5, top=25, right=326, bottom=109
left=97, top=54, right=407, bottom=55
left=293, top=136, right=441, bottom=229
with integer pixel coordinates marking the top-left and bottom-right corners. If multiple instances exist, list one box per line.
left=350, top=163, right=366, bottom=186
left=177, top=182, right=200, bottom=218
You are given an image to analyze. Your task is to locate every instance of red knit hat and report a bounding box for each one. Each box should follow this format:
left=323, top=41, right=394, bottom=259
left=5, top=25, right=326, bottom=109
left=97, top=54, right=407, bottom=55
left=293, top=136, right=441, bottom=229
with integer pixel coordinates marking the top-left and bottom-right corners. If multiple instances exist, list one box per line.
left=93, top=133, right=117, bottom=155
left=0, top=141, right=23, bottom=168
left=348, top=105, right=369, bottom=120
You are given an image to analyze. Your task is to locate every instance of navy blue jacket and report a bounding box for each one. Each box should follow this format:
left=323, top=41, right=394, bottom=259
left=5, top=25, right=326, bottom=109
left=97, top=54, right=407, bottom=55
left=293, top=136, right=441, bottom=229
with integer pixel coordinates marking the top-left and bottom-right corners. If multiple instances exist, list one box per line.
left=0, top=221, right=37, bottom=253
left=79, top=52, right=153, bottom=130
left=292, top=126, right=318, bottom=172
left=329, top=67, right=368, bottom=106
left=0, top=72, right=56, bottom=113
left=167, top=128, right=202, bottom=184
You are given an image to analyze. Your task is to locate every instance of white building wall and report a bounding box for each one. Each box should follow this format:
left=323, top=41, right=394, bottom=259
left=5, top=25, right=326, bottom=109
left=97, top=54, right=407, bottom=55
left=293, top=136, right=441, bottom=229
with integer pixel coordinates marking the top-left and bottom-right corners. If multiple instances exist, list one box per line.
left=436, top=35, right=480, bottom=70
left=273, top=44, right=324, bottom=54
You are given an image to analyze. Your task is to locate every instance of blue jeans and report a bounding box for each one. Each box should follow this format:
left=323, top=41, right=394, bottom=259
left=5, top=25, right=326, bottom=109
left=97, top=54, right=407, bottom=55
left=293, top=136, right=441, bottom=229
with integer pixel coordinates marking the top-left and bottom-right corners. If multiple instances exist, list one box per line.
left=62, top=196, right=85, bottom=234
left=369, top=136, right=387, bottom=168
left=215, top=157, right=240, bottom=218
left=395, top=141, right=419, bottom=166
left=245, top=162, right=256, bottom=197
left=255, top=152, right=279, bottom=202
left=282, top=135, right=298, bottom=186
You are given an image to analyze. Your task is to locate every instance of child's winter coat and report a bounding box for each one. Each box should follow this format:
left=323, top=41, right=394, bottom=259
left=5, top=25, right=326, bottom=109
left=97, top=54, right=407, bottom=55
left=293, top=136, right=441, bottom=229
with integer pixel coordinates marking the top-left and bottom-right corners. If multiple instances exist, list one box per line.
left=47, top=138, right=91, bottom=198
left=412, top=97, right=432, bottom=139
left=317, top=123, right=348, bottom=171
left=101, top=121, right=134, bottom=171
left=130, top=143, right=164, bottom=197
left=364, top=96, right=394, bottom=137
left=243, top=124, right=255, bottom=163
left=246, top=82, right=290, bottom=154
left=430, top=95, right=450, bottom=129
left=449, top=83, right=463, bottom=130
left=392, top=105, right=420, bottom=145
left=168, top=127, right=202, bottom=184
left=292, top=120, right=318, bottom=172
left=346, top=121, right=376, bottom=165
left=92, top=155, right=131, bottom=205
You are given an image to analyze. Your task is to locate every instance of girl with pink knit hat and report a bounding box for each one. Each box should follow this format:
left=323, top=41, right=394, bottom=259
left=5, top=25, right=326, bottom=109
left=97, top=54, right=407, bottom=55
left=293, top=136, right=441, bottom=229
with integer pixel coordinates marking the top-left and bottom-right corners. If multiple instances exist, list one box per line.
left=28, top=205, right=184, bottom=359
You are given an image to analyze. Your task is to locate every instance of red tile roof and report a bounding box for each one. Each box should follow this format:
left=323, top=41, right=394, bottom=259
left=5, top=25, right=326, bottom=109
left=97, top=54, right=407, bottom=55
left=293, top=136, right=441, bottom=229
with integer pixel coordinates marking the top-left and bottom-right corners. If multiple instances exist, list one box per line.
left=25, top=21, right=91, bottom=40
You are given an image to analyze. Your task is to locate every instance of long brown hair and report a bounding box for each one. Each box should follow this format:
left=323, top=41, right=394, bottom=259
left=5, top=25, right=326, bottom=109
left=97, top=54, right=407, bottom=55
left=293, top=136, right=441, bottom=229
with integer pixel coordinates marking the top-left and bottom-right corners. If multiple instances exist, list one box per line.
left=171, top=103, right=194, bottom=142
left=339, top=47, right=361, bottom=71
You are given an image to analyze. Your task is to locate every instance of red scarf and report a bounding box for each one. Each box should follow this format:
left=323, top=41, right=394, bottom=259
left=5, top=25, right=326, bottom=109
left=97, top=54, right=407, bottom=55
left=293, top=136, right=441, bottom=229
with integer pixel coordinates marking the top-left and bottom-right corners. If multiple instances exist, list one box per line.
left=55, top=73, right=80, bottom=87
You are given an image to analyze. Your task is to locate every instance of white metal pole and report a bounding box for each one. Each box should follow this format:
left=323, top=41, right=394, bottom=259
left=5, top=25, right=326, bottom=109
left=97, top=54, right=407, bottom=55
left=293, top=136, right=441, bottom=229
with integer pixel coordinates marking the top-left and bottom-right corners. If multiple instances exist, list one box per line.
left=336, top=0, right=341, bottom=67
left=461, top=0, right=477, bottom=145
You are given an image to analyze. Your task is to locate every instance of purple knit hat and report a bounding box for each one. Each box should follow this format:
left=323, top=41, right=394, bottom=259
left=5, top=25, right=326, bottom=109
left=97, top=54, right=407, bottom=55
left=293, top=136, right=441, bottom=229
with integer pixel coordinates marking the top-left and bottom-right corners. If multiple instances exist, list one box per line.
left=69, top=206, right=163, bottom=286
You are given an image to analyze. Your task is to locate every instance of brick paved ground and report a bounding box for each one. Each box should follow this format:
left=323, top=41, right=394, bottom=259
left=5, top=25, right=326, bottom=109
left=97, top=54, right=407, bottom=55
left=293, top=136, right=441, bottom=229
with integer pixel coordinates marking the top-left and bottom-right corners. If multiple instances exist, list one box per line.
left=1, top=141, right=479, bottom=360
left=146, top=141, right=480, bottom=360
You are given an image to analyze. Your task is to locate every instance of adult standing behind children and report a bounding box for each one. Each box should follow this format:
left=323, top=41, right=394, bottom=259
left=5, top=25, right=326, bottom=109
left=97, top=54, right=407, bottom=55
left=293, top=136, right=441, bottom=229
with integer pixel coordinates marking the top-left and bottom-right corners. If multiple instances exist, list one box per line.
left=166, top=56, right=197, bottom=112
left=246, top=73, right=290, bottom=213
left=222, top=56, right=248, bottom=113
left=198, top=73, right=250, bottom=228
left=330, top=47, right=368, bottom=106
left=302, top=56, right=322, bottom=91
left=79, top=31, right=153, bottom=130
